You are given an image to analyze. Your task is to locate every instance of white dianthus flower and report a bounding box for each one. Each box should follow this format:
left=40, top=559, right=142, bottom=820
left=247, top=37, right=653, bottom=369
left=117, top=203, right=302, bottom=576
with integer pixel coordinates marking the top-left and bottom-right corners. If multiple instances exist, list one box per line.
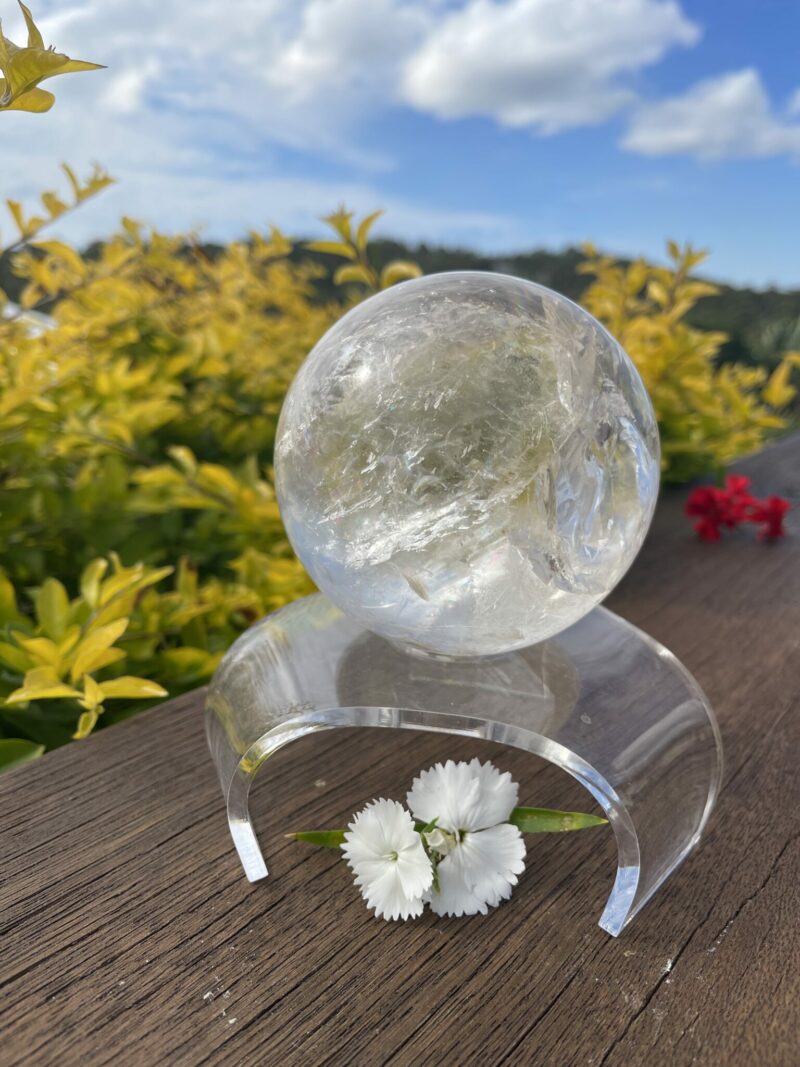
left=341, top=798, right=433, bottom=920
left=408, top=759, right=526, bottom=917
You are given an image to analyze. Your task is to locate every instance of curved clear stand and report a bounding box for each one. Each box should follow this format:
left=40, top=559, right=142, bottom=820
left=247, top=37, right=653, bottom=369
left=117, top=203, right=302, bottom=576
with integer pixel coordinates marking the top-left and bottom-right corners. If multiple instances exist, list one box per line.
left=205, top=593, right=722, bottom=936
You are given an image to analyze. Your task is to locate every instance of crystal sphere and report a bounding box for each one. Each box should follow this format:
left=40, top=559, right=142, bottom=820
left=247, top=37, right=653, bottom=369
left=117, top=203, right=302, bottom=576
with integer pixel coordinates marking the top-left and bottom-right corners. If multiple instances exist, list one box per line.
left=275, top=272, right=660, bottom=657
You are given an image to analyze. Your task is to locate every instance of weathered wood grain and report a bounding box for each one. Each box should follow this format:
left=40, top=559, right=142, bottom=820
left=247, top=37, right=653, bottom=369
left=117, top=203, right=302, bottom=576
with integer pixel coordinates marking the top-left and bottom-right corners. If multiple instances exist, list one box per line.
left=1, top=433, right=798, bottom=1067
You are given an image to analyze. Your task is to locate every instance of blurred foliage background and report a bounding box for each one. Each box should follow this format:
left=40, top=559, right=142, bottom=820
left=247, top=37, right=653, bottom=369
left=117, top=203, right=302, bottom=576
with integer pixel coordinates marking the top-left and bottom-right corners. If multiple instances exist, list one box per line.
left=0, top=165, right=797, bottom=771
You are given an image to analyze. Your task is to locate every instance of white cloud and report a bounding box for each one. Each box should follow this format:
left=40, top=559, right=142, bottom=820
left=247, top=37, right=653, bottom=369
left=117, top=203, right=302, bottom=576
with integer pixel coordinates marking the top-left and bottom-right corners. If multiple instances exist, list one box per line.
left=268, top=0, right=428, bottom=102
left=623, top=68, right=800, bottom=160
left=103, top=59, right=160, bottom=115
left=401, top=0, right=700, bottom=132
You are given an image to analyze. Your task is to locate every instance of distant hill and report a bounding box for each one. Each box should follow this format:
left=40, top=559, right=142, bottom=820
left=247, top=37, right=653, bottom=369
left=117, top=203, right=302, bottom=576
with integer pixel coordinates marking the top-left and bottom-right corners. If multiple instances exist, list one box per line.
left=3, top=238, right=799, bottom=373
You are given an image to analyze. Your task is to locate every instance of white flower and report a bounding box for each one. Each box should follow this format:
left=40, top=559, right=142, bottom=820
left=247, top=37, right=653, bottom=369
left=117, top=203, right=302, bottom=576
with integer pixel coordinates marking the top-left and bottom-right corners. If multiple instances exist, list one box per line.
left=341, top=798, right=433, bottom=920
left=408, top=759, right=526, bottom=917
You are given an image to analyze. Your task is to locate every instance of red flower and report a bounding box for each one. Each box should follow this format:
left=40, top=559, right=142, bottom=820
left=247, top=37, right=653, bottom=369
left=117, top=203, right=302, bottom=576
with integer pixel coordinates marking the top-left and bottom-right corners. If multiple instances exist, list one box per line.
left=720, top=475, right=754, bottom=527
left=685, top=474, right=790, bottom=543
left=749, top=496, right=790, bottom=541
left=685, top=485, right=727, bottom=541
left=693, top=516, right=722, bottom=542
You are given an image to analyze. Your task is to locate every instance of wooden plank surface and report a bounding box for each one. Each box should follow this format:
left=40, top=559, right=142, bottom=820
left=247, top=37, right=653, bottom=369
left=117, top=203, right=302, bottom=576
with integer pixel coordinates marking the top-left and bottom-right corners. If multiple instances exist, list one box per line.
left=2, top=434, right=799, bottom=1067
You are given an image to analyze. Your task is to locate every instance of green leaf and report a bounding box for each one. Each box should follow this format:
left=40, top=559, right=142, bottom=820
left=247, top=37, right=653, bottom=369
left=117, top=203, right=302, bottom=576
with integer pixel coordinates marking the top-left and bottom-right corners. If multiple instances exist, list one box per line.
left=508, top=806, right=607, bottom=833
left=0, top=702, right=80, bottom=749
left=0, top=571, right=24, bottom=626
left=0, top=737, right=44, bottom=773
left=287, top=830, right=346, bottom=848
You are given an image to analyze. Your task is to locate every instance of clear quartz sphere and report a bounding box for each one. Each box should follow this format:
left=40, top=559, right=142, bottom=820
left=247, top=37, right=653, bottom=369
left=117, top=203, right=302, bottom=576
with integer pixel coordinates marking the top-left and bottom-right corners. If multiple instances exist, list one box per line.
left=275, top=272, right=660, bottom=657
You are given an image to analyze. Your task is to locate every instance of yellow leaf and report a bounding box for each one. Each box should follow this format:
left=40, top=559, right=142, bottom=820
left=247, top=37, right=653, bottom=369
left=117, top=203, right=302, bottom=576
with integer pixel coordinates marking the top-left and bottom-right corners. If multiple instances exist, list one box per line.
left=304, top=240, right=356, bottom=260
left=80, top=558, right=109, bottom=608
left=333, top=263, right=373, bottom=287
left=11, top=634, right=61, bottom=668
left=58, top=627, right=82, bottom=658
left=95, top=564, right=171, bottom=610
left=0, top=641, right=31, bottom=673
left=380, top=260, right=423, bottom=288
left=99, top=676, right=168, bottom=700
left=5, top=665, right=82, bottom=704
left=61, top=162, right=81, bottom=200
left=34, top=577, right=70, bottom=640
left=31, top=240, right=86, bottom=276
left=73, top=709, right=98, bottom=739
left=85, top=647, right=126, bottom=672
left=0, top=82, right=53, bottom=112
left=355, top=210, right=383, bottom=252
left=41, top=192, right=66, bottom=218
left=167, top=445, right=198, bottom=476
left=70, top=618, right=129, bottom=682
left=79, top=673, right=104, bottom=710
left=6, top=198, right=30, bottom=236
left=323, top=207, right=353, bottom=241
left=18, top=2, right=43, bottom=49
left=763, top=358, right=797, bottom=409
left=0, top=6, right=104, bottom=114
left=647, top=280, right=670, bottom=307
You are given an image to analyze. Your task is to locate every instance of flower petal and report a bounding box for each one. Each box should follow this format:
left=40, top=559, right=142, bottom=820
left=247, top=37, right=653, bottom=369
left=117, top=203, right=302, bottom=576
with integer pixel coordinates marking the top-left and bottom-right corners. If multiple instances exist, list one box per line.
left=358, top=863, right=426, bottom=921
left=458, top=824, right=526, bottom=907
left=428, top=852, right=489, bottom=918
left=407, top=758, right=519, bottom=832
left=341, top=798, right=432, bottom=921
left=427, top=824, right=526, bottom=917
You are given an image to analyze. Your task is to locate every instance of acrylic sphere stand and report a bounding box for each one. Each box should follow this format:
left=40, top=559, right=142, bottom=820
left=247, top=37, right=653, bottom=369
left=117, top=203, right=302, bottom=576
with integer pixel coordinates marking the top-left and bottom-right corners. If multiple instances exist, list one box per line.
left=206, top=273, right=723, bottom=935
left=206, top=593, right=722, bottom=936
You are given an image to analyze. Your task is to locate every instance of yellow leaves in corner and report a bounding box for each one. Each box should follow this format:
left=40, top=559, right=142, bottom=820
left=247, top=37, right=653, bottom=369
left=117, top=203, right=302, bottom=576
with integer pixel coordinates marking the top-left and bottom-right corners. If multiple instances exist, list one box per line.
left=580, top=241, right=799, bottom=481
left=1, top=558, right=170, bottom=741
left=0, top=1, right=104, bottom=114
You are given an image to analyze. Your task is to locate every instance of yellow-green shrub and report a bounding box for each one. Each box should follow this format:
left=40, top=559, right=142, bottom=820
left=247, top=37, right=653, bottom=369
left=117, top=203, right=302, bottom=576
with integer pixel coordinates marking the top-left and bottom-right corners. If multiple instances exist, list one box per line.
left=0, top=173, right=795, bottom=770
left=580, top=242, right=798, bottom=482
left=0, top=177, right=420, bottom=765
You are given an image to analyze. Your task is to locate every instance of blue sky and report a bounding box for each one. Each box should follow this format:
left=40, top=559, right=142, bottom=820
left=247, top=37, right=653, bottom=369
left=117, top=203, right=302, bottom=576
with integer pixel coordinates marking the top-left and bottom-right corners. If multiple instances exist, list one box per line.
left=3, top=0, right=800, bottom=286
